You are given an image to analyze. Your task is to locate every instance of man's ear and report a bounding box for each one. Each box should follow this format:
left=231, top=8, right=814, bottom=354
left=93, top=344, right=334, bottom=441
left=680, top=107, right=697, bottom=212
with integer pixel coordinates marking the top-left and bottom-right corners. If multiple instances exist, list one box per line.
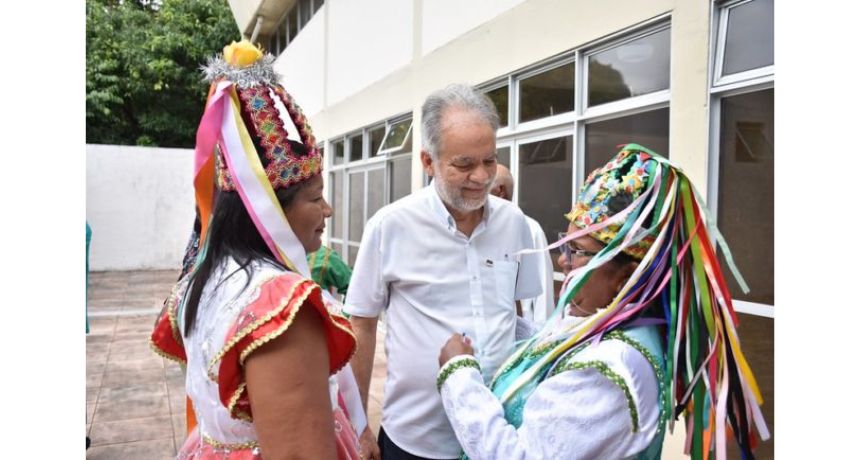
left=420, top=150, right=434, bottom=177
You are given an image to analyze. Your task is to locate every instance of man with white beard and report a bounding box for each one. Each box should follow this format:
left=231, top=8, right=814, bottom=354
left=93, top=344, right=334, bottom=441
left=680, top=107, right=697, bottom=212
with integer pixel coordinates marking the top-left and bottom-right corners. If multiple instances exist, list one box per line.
left=345, top=83, right=543, bottom=460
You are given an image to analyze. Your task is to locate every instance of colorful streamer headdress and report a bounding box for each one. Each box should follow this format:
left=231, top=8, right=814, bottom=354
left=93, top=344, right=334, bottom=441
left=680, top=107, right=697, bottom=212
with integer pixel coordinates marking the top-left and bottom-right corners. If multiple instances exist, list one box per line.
left=499, top=144, right=769, bottom=460
left=193, top=40, right=321, bottom=277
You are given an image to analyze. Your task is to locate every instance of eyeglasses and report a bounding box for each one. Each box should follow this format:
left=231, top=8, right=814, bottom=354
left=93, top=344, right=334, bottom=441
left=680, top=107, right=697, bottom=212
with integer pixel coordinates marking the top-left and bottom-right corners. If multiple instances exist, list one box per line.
left=556, top=232, right=600, bottom=259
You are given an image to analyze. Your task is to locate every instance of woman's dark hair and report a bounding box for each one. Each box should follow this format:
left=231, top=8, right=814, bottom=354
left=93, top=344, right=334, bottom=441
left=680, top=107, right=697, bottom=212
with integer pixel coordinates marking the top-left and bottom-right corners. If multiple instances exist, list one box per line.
left=183, top=140, right=310, bottom=335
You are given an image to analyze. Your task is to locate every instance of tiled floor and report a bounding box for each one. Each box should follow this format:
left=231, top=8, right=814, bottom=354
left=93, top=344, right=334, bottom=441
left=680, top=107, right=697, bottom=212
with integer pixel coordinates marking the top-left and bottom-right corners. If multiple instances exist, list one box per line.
left=85, top=270, right=388, bottom=459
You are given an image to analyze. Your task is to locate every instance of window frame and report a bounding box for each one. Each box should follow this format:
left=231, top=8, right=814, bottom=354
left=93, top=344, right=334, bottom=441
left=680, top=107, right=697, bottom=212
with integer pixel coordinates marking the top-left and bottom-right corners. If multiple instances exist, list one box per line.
left=474, top=18, right=673, bottom=282
left=707, top=0, right=775, bottom=317
left=712, top=0, right=775, bottom=88
left=325, top=113, right=415, bottom=261
left=266, top=0, right=325, bottom=56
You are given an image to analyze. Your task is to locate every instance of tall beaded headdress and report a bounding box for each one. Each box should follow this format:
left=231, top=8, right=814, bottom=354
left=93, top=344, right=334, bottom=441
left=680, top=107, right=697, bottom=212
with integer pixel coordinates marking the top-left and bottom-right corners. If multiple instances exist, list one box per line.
left=498, top=144, right=770, bottom=460
left=193, top=40, right=320, bottom=277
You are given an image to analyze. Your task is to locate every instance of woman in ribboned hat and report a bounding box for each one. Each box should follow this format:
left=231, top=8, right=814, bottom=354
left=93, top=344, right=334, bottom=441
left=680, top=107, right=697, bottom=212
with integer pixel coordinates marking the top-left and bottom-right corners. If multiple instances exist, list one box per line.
left=151, top=40, right=365, bottom=459
left=437, top=144, right=769, bottom=460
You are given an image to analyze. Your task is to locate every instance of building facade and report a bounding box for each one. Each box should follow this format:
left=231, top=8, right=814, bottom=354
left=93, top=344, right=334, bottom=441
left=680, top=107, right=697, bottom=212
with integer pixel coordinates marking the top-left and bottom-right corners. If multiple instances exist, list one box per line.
left=228, top=0, right=774, bottom=457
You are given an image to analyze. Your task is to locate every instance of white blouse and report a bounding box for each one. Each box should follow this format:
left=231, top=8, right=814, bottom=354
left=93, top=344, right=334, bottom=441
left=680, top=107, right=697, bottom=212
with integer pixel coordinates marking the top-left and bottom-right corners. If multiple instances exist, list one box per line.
left=439, top=338, right=661, bottom=460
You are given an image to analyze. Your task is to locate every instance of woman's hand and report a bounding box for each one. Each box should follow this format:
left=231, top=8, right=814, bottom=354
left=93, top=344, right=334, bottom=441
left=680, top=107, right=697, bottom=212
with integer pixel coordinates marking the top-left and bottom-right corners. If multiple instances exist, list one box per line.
left=438, top=333, right=475, bottom=366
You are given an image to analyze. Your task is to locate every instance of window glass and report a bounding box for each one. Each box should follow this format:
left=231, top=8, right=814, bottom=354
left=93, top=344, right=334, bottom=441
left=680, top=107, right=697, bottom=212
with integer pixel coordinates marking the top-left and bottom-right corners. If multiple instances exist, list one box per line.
left=348, top=245, right=359, bottom=267
left=367, top=168, right=385, bottom=222
left=390, top=155, right=412, bottom=202
left=518, top=135, right=573, bottom=273
left=723, top=0, right=774, bottom=75
left=313, top=0, right=324, bottom=14
left=299, top=0, right=312, bottom=28
left=730, top=313, right=773, bottom=459
left=332, top=140, right=344, bottom=165
left=584, top=108, right=669, bottom=176
left=288, top=9, right=298, bottom=41
left=485, top=85, right=509, bottom=127
left=369, top=126, right=386, bottom=157
left=717, top=89, right=773, bottom=305
left=349, top=134, right=363, bottom=162
left=330, top=171, right=342, bottom=239
left=381, top=119, right=412, bottom=151
left=519, top=63, right=575, bottom=123
left=496, top=146, right=511, bottom=169
left=588, top=28, right=670, bottom=107
left=283, top=15, right=291, bottom=48
left=348, top=172, right=365, bottom=242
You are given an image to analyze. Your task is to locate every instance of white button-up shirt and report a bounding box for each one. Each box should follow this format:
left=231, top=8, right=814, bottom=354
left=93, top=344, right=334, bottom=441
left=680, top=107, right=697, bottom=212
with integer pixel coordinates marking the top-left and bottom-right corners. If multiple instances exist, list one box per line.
left=345, top=185, right=543, bottom=458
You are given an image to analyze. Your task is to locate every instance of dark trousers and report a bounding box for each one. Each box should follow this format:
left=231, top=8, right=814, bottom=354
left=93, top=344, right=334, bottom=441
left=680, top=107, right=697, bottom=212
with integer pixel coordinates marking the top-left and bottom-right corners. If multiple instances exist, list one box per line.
left=378, top=426, right=458, bottom=460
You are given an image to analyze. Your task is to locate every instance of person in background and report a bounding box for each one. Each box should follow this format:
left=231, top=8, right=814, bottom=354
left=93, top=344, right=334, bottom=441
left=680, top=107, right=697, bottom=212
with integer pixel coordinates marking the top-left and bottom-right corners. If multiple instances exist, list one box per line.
left=345, top=83, right=542, bottom=460
left=151, top=40, right=365, bottom=459
left=308, top=245, right=352, bottom=300
left=489, top=165, right=556, bottom=326
left=437, top=144, right=770, bottom=459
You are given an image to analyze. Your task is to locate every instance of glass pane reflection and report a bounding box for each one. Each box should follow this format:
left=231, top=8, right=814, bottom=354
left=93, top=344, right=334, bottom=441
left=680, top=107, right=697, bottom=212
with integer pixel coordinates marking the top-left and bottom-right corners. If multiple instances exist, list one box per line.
left=390, top=155, right=411, bottom=202
left=348, top=172, right=364, bottom=241
left=485, top=85, right=509, bottom=127
left=723, top=0, right=774, bottom=75
left=518, top=135, right=573, bottom=273
left=519, top=63, right=575, bottom=123
left=584, top=108, right=669, bottom=176
left=588, top=28, right=670, bottom=107
left=717, top=89, right=773, bottom=304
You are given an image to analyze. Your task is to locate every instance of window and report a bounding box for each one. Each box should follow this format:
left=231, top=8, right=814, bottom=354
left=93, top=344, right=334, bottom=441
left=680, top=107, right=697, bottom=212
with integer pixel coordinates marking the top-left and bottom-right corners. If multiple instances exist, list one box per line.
left=380, top=118, right=413, bottom=154
left=496, top=146, right=511, bottom=168
left=586, top=28, right=670, bottom=107
left=266, top=0, right=324, bottom=55
left=348, top=134, right=363, bottom=162
left=332, top=139, right=344, bottom=166
left=710, top=0, right=774, bottom=312
left=485, top=84, right=510, bottom=127
left=708, top=2, right=774, bottom=455
left=390, top=155, right=412, bottom=203
left=714, top=0, right=774, bottom=86
left=327, top=116, right=415, bottom=266
left=519, top=62, right=575, bottom=123
left=476, top=21, right=671, bottom=280
left=369, top=126, right=386, bottom=157
left=584, top=108, right=670, bottom=176
left=716, top=89, right=773, bottom=305
left=517, top=134, right=573, bottom=272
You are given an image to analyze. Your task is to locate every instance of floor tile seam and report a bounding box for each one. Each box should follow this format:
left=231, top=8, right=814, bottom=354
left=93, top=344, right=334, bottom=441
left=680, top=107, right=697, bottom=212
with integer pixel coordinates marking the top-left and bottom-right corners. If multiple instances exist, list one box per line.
left=87, top=434, right=176, bottom=448
left=89, top=414, right=176, bottom=426
left=89, top=308, right=161, bottom=318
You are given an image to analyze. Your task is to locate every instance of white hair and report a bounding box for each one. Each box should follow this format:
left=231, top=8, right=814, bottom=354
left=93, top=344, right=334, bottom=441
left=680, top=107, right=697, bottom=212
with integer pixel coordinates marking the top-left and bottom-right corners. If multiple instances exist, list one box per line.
left=421, top=83, right=500, bottom=159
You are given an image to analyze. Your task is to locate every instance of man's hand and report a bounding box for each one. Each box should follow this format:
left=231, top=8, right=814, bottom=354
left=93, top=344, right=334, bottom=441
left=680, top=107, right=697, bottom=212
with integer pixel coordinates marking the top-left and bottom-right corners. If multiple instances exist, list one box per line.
left=358, top=426, right=381, bottom=460
left=438, top=333, right=475, bottom=366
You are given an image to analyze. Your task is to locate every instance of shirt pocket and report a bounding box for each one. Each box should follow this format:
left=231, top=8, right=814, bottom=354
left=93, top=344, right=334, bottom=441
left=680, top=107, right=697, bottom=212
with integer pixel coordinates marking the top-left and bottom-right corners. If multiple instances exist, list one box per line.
left=485, top=259, right=518, bottom=308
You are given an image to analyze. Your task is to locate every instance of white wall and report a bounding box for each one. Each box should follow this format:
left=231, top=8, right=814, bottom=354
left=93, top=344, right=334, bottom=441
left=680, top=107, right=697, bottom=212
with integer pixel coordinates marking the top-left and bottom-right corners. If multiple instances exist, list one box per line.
left=421, top=0, right=526, bottom=56
left=325, top=0, right=413, bottom=107
left=86, top=144, right=194, bottom=271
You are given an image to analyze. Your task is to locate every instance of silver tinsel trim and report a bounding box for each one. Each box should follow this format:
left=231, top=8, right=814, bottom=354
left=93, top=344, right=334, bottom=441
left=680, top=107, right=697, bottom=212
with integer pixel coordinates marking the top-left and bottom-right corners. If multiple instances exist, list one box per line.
left=201, top=53, right=280, bottom=88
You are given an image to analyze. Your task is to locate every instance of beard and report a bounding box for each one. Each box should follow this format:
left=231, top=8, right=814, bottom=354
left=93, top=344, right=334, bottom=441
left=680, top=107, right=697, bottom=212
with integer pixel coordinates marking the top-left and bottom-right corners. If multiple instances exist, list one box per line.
left=433, top=167, right=492, bottom=213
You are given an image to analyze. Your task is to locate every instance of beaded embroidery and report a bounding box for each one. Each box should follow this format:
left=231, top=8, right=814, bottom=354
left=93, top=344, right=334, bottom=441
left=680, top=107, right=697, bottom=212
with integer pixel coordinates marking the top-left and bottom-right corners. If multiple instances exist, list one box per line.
left=215, top=85, right=322, bottom=192
left=437, top=356, right=481, bottom=391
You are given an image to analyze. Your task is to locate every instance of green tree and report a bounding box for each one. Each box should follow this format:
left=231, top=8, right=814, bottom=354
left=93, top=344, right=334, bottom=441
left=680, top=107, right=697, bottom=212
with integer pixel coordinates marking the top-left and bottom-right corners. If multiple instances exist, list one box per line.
left=86, top=0, right=239, bottom=147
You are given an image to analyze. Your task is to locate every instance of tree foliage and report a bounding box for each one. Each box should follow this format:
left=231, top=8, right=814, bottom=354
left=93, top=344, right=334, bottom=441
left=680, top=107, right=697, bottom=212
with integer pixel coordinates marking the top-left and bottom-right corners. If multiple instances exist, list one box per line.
left=86, top=0, right=239, bottom=147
